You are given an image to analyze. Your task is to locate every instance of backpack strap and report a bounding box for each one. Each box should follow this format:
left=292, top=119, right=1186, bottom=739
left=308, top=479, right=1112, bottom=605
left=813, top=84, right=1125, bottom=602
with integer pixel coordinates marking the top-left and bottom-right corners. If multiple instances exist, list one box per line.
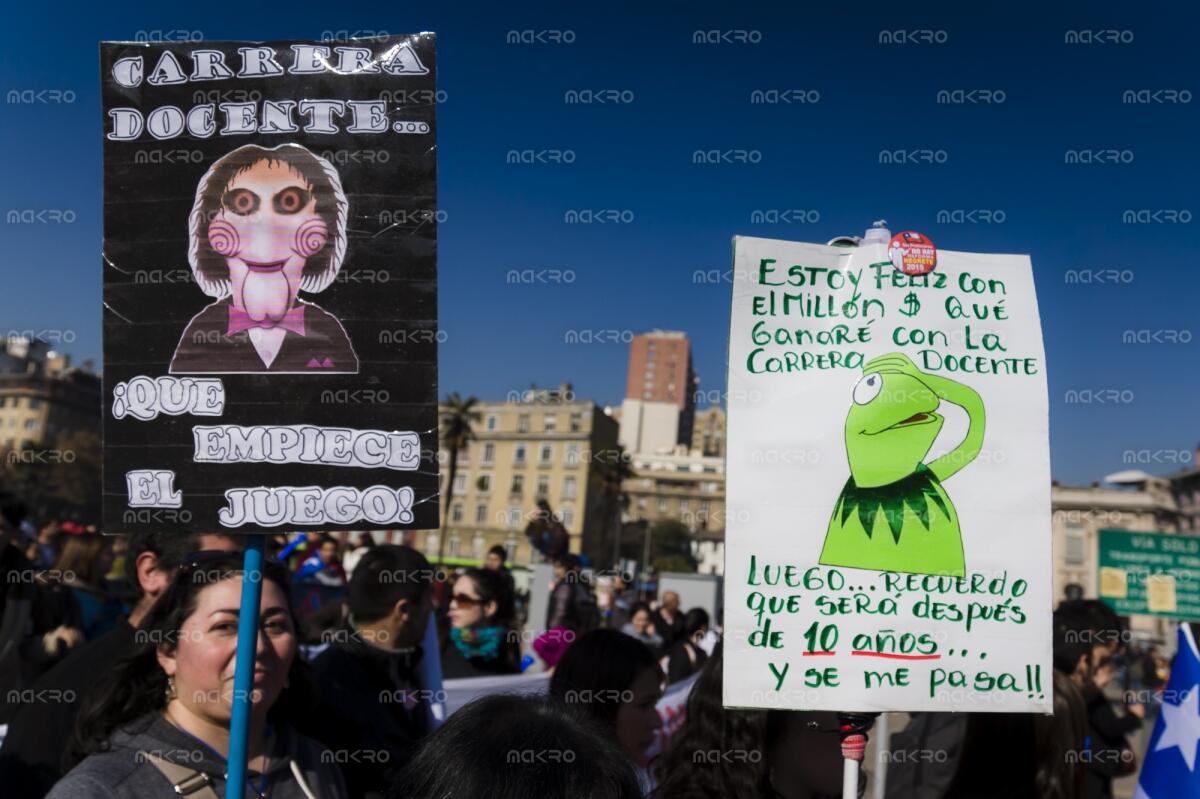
left=139, top=751, right=221, bottom=798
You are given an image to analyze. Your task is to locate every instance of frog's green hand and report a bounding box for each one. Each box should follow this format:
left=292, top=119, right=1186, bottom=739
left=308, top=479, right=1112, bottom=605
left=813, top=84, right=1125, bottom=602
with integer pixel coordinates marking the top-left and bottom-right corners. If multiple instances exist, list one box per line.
left=921, top=372, right=986, bottom=482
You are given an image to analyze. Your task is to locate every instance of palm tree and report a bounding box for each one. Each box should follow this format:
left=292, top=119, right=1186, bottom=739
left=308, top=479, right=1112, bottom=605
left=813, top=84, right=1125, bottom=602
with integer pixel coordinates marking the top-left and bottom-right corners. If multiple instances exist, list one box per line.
left=438, top=393, right=481, bottom=566
left=595, top=444, right=634, bottom=567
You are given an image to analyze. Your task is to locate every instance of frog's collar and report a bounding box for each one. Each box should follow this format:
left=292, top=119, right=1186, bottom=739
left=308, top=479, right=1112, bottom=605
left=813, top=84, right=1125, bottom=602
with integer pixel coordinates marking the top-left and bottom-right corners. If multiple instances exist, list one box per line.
left=836, top=463, right=951, bottom=544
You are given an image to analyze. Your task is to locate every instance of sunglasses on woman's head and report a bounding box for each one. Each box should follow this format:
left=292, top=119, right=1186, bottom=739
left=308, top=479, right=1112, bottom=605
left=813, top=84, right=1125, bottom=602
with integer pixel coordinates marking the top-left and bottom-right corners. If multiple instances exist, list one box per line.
left=178, top=550, right=289, bottom=584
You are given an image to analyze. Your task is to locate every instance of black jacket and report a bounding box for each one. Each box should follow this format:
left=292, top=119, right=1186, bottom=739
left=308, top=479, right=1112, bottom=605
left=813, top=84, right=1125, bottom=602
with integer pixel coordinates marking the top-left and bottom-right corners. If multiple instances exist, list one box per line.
left=295, top=624, right=430, bottom=799
left=1082, top=684, right=1141, bottom=798
left=0, top=619, right=136, bottom=796
left=545, top=577, right=596, bottom=632
left=652, top=608, right=685, bottom=649
left=664, top=640, right=708, bottom=684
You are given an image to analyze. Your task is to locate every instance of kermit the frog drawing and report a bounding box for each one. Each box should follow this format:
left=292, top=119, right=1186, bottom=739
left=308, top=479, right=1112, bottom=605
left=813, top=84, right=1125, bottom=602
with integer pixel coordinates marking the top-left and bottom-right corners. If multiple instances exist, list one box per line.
left=818, top=352, right=985, bottom=577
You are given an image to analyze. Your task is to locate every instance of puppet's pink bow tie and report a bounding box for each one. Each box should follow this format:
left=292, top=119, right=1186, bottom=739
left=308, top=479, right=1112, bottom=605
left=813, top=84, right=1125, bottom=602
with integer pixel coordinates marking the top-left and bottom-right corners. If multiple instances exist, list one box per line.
left=227, top=304, right=306, bottom=336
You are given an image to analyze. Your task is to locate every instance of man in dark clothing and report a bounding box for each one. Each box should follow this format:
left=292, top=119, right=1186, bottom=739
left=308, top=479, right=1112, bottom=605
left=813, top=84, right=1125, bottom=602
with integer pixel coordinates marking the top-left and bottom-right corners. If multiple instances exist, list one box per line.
left=0, top=532, right=239, bottom=797
left=297, top=545, right=435, bottom=799
left=1082, top=660, right=1143, bottom=799
left=0, top=493, right=38, bottom=725
left=484, top=544, right=518, bottom=622
left=652, top=590, right=685, bottom=649
left=545, top=553, right=596, bottom=633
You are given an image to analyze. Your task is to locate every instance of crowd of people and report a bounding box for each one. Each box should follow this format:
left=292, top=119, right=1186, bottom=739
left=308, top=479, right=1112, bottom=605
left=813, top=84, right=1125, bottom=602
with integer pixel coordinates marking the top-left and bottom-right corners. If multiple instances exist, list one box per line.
left=0, top=495, right=1177, bottom=799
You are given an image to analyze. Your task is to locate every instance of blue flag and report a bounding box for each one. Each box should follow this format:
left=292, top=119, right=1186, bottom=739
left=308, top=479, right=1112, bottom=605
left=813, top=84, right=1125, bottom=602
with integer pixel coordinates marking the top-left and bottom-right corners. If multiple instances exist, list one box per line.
left=1136, top=624, right=1200, bottom=799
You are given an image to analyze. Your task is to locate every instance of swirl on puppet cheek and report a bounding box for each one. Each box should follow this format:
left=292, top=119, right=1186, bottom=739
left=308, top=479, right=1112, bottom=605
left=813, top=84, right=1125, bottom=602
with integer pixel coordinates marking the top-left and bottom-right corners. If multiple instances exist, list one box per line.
left=208, top=218, right=241, bottom=257
left=292, top=218, right=328, bottom=258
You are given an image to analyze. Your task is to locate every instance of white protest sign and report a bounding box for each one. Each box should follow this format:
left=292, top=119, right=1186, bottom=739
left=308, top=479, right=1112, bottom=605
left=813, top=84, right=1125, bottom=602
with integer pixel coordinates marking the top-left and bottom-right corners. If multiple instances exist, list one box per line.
left=723, top=236, right=1052, bottom=713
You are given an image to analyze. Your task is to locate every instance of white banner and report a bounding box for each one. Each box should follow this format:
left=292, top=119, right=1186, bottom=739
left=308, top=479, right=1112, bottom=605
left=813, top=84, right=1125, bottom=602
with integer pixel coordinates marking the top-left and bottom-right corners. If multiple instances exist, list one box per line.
left=723, top=236, right=1052, bottom=714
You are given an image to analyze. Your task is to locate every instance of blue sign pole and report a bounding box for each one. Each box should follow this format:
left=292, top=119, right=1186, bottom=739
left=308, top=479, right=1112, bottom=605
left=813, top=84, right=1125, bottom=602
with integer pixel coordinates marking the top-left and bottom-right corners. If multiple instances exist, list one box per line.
left=225, top=534, right=266, bottom=798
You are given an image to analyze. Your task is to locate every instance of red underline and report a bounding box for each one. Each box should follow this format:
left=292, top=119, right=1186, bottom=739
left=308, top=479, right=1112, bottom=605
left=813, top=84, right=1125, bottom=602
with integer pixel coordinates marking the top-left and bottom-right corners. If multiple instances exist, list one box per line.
left=802, top=651, right=837, bottom=656
left=851, top=651, right=941, bottom=660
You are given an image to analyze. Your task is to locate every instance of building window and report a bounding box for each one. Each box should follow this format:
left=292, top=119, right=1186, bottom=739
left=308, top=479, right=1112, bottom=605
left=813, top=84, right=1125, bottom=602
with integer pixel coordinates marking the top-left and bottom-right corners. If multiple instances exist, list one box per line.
left=700, top=501, right=711, bottom=516
left=451, top=503, right=463, bottom=523
left=680, top=499, right=689, bottom=512
left=562, top=476, right=577, bottom=499
left=517, top=414, right=530, bottom=433
left=510, top=474, right=524, bottom=496
left=569, top=413, right=582, bottom=432
left=637, top=497, right=647, bottom=511
left=543, top=413, right=557, bottom=432
left=486, top=415, right=497, bottom=431
left=475, top=504, right=488, bottom=523
left=536, top=475, right=550, bottom=497
left=504, top=536, right=518, bottom=562
left=514, top=444, right=527, bottom=464
left=565, top=443, right=581, bottom=465
left=507, top=506, right=522, bottom=529
left=28, top=398, right=42, bottom=410
left=482, top=443, right=495, bottom=464
left=452, top=473, right=467, bottom=494
left=539, top=444, right=553, bottom=464
left=658, top=497, right=668, bottom=513
left=473, top=532, right=486, bottom=559
left=23, top=419, right=37, bottom=431
left=448, top=534, right=461, bottom=557
left=1065, top=526, right=1086, bottom=566
left=560, top=505, right=574, bottom=528
left=425, top=532, right=439, bottom=553
left=0, top=398, right=6, bottom=408
left=477, top=474, right=491, bottom=493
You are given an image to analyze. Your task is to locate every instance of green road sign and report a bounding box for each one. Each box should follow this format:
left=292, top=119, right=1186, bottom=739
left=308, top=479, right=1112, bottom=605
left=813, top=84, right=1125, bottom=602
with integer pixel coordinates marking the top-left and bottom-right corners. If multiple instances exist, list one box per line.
left=1097, top=529, right=1200, bottom=621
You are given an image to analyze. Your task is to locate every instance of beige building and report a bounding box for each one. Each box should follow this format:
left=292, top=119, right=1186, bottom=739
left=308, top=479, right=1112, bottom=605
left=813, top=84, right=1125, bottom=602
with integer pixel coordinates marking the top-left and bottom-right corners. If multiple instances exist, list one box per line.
left=691, top=406, right=725, bottom=457
left=1051, top=473, right=1183, bottom=603
left=1051, top=471, right=1187, bottom=643
left=621, top=447, right=726, bottom=574
left=431, top=385, right=618, bottom=566
left=0, top=338, right=99, bottom=452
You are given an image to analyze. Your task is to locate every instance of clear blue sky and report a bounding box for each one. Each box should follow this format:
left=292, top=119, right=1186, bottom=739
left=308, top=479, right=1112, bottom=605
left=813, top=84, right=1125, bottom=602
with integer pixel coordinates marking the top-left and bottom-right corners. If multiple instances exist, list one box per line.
left=2, top=1, right=1196, bottom=485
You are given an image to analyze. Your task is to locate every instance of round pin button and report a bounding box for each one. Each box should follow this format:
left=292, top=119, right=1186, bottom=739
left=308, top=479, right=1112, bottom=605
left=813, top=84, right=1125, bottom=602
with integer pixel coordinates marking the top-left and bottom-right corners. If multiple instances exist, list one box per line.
left=889, top=231, right=937, bottom=276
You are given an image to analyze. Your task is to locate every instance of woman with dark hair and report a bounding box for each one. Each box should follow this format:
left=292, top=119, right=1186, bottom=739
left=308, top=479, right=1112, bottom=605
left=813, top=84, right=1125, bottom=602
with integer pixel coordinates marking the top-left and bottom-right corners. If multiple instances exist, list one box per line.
left=48, top=551, right=346, bottom=798
left=550, top=628, right=664, bottom=789
left=620, top=601, right=663, bottom=651
left=42, top=534, right=120, bottom=635
left=387, top=694, right=643, bottom=799
left=662, top=608, right=709, bottom=684
left=442, top=567, right=520, bottom=678
left=654, top=644, right=844, bottom=799
left=31, top=535, right=121, bottom=664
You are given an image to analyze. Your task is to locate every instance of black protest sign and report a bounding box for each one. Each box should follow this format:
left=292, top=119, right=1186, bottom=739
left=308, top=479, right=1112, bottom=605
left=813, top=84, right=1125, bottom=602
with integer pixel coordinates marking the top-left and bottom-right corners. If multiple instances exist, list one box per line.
left=101, top=36, right=438, bottom=534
